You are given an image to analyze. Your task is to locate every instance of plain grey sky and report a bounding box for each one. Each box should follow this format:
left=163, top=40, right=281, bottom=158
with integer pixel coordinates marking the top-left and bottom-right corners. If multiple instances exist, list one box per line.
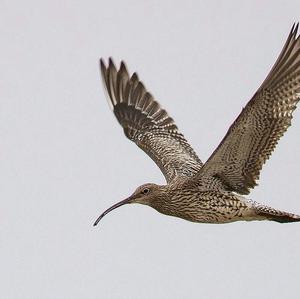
left=1, top=0, right=300, bottom=298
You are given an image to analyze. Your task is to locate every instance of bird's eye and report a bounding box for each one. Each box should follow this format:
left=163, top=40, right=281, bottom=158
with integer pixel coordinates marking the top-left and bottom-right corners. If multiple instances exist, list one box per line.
left=141, top=188, right=150, bottom=195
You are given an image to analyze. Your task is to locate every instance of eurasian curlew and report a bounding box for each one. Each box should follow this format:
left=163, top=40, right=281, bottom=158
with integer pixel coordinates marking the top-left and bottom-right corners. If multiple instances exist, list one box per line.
left=94, top=24, right=300, bottom=226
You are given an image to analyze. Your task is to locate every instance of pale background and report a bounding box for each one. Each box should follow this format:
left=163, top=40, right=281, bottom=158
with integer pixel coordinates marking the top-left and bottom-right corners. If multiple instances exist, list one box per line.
left=1, top=1, right=300, bottom=298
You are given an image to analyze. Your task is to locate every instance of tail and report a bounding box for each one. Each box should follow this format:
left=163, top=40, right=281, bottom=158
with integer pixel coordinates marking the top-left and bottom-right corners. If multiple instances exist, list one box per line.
left=255, top=205, right=300, bottom=223
left=265, top=212, right=300, bottom=223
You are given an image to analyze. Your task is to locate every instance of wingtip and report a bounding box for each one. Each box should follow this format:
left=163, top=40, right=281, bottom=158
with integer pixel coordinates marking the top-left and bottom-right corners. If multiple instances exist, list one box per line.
left=99, top=58, right=107, bottom=74
left=290, top=22, right=299, bottom=38
left=120, top=60, right=127, bottom=72
left=99, top=58, right=105, bottom=66
left=100, top=58, right=129, bottom=73
left=99, top=57, right=117, bottom=70
left=108, top=57, right=116, bottom=68
left=131, top=72, right=139, bottom=82
left=295, top=22, right=299, bottom=35
left=291, top=22, right=295, bottom=32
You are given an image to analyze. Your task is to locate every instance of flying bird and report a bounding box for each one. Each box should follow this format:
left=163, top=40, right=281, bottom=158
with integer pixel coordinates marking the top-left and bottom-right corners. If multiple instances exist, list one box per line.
left=94, top=24, right=300, bottom=226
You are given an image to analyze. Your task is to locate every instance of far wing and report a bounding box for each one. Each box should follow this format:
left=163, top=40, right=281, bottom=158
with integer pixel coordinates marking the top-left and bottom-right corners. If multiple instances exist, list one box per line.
left=100, top=58, right=203, bottom=183
left=198, top=24, right=300, bottom=195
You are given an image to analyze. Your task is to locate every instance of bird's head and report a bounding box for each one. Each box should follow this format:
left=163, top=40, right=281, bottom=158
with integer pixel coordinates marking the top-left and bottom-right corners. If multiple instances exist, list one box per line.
left=93, top=183, right=165, bottom=226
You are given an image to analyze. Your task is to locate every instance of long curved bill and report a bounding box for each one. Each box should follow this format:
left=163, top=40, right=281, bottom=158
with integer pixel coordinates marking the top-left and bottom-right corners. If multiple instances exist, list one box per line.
left=93, top=197, right=132, bottom=226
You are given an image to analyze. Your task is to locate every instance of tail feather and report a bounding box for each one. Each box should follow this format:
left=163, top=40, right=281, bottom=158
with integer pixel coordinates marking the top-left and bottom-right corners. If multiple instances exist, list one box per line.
left=256, top=206, right=300, bottom=223
left=267, top=213, right=300, bottom=223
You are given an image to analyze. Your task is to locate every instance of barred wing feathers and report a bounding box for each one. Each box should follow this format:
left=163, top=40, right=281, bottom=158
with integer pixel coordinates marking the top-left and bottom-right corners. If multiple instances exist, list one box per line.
left=100, top=58, right=203, bottom=183
left=199, top=24, right=300, bottom=195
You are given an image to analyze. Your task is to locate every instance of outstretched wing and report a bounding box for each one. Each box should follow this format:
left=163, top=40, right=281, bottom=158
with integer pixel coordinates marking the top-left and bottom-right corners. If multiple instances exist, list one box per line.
left=198, top=24, right=300, bottom=195
left=100, top=58, right=203, bottom=183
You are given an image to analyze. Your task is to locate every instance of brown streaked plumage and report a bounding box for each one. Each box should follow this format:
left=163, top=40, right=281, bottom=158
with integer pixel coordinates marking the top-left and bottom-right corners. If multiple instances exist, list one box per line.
left=94, top=24, right=300, bottom=226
